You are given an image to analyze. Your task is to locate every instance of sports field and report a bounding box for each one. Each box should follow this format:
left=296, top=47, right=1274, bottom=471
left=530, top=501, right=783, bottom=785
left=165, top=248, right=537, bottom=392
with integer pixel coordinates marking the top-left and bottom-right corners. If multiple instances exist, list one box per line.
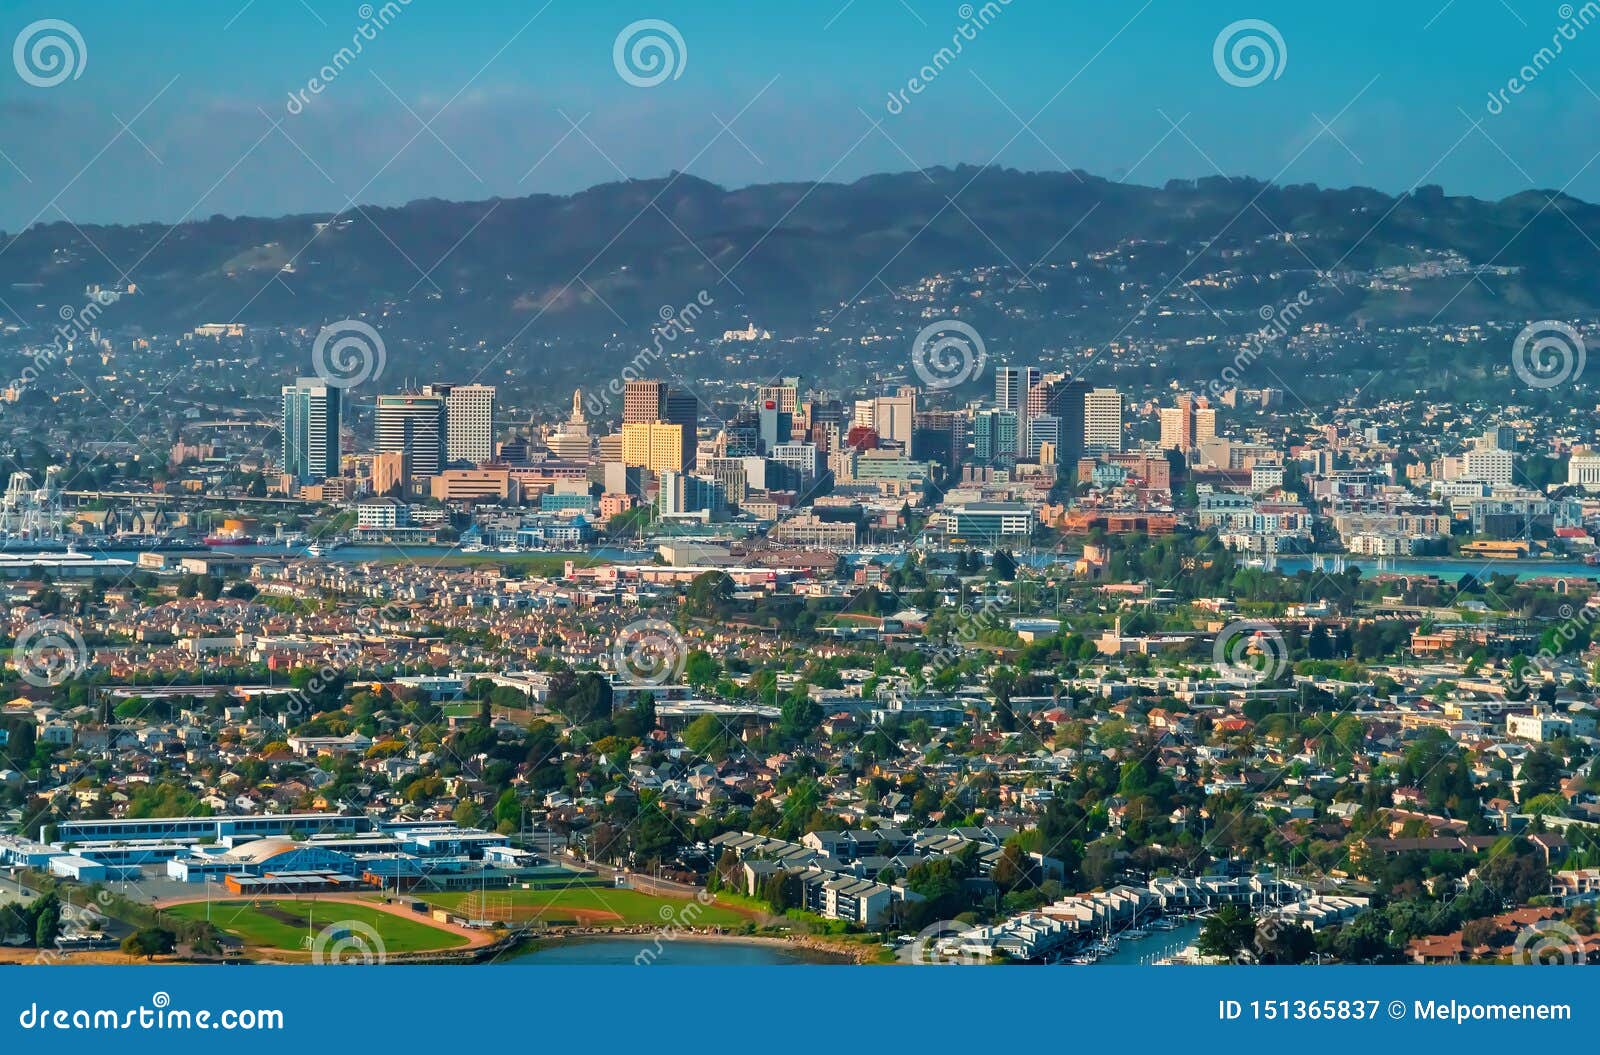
left=421, top=886, right=750, bottom=927
left=165, top=898, right=470, bottom=953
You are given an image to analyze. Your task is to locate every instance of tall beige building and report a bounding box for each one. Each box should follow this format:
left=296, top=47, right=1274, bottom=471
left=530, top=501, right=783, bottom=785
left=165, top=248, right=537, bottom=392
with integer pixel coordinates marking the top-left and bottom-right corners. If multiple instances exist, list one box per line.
left=1159, top=407, right=1187, bottom=451
left=621, top=422, right=686, bottom=473
left=1084, top=387, right=1124, bottom=452
left=871, top=392, right=916, bottom=447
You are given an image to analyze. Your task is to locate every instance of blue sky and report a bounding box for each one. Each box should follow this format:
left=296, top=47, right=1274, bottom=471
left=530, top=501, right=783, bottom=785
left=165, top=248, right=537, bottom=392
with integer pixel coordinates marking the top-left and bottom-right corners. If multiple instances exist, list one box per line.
left=0, top=0, right=1597, bottom=229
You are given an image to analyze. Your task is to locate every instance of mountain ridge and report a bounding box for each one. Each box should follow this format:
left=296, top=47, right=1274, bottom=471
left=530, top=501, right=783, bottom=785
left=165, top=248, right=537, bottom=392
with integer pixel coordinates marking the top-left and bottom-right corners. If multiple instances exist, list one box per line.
left=4, top=165, right=1598, bottom=342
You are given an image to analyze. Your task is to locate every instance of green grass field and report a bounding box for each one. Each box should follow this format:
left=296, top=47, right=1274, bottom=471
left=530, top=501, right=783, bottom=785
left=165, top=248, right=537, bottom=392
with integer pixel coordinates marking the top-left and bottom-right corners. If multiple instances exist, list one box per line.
left=165, top=899, right=469, bottom=953
left=420, top=886, right=752, bottom=928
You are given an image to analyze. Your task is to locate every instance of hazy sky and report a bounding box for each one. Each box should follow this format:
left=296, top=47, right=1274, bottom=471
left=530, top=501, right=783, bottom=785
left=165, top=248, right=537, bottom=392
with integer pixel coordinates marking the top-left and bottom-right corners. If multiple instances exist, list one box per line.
left=1, top=0, right=1597, bottom=230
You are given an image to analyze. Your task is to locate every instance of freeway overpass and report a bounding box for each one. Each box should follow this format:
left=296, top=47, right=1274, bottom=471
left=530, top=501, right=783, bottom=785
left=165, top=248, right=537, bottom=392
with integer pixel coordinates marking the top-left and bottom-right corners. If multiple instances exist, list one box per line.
left=62, top=490, right=315, bottom=506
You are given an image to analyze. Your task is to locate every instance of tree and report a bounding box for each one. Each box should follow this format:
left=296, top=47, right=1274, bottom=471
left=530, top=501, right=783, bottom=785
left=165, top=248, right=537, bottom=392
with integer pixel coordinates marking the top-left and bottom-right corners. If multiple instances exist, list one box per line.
left=990, top=550, right=1018, bottom=581
left=682, top=650, right=720, bottom=688
left=493, top=788, right=521, bottom=833
left=990, top=668, right=1017, bottom=733
left=1255, top=919, right=1314, bottom=964
left=684, top=571, right=734, bottom=616
left=761, top=870, right=798, bottom=913
left=682, top=714, right=733, bottom=758
left=121, top=927, right=176, bottom=961
left=991, top=841, right=1035, bottom=892
left=1520, top=749, right=1561, bottom=798
left=452, top=799, right=482, bottom=829
left=1197, top=904, right=1255, bottom=961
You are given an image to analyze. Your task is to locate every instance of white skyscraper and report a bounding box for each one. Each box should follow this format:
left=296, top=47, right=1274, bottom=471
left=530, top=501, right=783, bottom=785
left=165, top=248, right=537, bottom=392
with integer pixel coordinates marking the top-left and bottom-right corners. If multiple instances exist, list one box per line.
left=424, top=383, right=496, bottom=465
left=1084, top=387, right=1124, bottom=452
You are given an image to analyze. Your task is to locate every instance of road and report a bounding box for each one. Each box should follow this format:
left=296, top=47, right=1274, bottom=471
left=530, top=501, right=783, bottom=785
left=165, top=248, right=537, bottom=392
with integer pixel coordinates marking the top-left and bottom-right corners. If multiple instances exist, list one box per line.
left=0, top=871, right=37, bottom=905
left=554, top=854, right=702, bottom=898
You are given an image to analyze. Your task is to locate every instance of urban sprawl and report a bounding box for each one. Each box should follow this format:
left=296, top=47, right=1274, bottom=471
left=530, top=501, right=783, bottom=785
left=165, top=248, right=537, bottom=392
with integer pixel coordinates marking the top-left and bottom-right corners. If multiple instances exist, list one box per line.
left=2, top=314, right=1600, bottom=968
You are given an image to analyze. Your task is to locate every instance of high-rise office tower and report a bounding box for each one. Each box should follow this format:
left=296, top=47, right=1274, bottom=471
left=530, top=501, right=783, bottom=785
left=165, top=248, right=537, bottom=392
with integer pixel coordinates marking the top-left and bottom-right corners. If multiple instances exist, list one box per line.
left=375, top=392, right=447, bottom=481
left=623, top=379, right=668, bottom=424
left=423, top=383, right=495, bottom=465
left=973, top=409, right=1019, bottom=465
left=759, top=380, right=799, bottom=416
left=1159, top=393, right=1213, bottom=462
left=1159, top=407, right=1187, bottom=452
left=621, top=422, right=686, bottom=473
left=757, top=401, right=792, bottom=454
left=663, top=388, right=699, bottom=471
left=1026, top=374, right=1063, bottom=423
left=995, top=367, right=1040, bottom=417
left=704, top=456, right=749, bottom=505
left=914, top=409, right=967, bottom=473
left=1045, top=379, right=1092, bottom=468
left=281, top=378, right=340, bottom=483
left=871, top=392, right=916, bottom=447
left=723, top=408, right=761, bottom=458
left=1084, top=387, right=1124, bottom=453
left=623, top=379, right=696, bottom=470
